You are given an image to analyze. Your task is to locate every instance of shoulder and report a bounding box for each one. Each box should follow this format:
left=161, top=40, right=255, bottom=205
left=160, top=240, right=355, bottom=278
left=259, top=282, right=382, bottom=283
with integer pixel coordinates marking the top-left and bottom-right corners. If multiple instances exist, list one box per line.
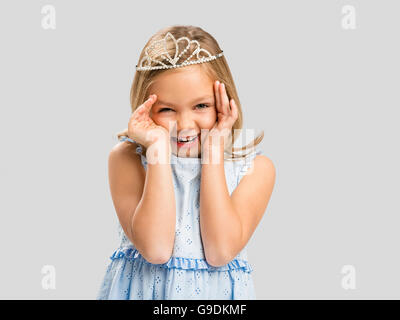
left=253, top=155, right=276, bottom=184
left=253, top=155, right=276, bottom=176
left=239, top=154, right=276, bottom=186
left=110, top=140, right=137, bottom=159
left=108, top=140, right=145, bottom=175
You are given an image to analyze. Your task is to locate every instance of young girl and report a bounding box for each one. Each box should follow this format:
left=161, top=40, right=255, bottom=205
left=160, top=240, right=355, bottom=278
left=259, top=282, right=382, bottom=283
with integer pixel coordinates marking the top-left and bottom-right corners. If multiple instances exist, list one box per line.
left=97, top=25, right=275, bottom=300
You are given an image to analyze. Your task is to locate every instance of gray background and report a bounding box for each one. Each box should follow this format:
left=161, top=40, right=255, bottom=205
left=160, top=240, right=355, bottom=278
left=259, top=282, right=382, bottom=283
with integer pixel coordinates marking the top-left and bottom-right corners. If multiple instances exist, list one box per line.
left=0, top=0, right=399, bottom=299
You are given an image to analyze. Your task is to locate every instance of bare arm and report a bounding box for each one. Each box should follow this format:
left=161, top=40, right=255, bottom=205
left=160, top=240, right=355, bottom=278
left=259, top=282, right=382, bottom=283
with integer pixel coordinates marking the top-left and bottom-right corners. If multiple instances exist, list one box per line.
left=200, top=144, right=275, bottom=267
left=109, top=139, right=176, bottom=264
left=132, top=139, right=176, bottom=263
left=200, top=143, right=241, bottom=267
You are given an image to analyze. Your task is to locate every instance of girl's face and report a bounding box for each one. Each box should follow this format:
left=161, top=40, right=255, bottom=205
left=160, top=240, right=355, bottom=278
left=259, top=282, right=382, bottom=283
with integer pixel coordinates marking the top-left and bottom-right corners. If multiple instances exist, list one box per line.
left=148, top=65, right=217, bottom=158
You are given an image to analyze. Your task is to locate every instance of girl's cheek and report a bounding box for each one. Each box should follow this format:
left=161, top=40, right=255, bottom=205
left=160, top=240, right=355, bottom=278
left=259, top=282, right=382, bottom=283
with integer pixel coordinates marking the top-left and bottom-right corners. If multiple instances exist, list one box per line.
left=204, top=113, right=217, bottom=127
left=151, top=113, right=162, bottom=123
left=210, top=107, right=217, bottom=120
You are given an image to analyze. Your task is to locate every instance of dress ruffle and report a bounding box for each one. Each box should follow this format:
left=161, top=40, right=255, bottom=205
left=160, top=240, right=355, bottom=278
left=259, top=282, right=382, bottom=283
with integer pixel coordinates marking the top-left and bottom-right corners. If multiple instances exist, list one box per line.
left=110, top=247, right=253, bottom=273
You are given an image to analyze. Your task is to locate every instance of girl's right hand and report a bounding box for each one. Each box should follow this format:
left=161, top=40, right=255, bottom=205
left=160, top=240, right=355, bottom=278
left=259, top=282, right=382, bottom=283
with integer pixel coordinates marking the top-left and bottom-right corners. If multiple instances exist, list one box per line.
left=127, top=94, right=169, bottom=149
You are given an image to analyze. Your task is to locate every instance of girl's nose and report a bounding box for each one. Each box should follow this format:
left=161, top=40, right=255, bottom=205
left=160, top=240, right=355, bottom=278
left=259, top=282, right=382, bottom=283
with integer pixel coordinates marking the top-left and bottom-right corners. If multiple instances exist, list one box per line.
left=177, top=115, right=196, bottom=133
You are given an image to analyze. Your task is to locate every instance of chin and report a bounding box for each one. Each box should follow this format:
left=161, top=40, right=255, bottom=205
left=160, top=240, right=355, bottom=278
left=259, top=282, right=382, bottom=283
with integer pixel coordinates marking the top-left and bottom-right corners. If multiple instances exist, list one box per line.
left=171, top=144, right=201, bottom=158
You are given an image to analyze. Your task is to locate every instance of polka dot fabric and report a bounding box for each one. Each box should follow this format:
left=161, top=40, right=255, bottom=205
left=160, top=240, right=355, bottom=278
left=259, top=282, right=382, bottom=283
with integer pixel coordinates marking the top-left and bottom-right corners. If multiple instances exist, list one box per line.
left=97, top=137, right=263, bottom=300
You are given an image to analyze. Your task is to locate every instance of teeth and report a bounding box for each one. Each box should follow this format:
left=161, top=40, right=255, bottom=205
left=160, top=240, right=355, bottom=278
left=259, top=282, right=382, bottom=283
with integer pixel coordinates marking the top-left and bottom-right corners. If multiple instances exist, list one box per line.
left=177, top=135, right=197, bottom=142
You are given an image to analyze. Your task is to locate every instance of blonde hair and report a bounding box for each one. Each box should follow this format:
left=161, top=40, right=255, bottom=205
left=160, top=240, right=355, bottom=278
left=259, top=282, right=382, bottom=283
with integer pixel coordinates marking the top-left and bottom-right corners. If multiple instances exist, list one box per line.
left=116, top=25, right=264, bottom=160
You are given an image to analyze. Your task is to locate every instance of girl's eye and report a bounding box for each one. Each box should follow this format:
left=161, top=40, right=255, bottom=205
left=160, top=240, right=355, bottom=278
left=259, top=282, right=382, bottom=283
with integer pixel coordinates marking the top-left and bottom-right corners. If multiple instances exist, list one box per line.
left=159, top=108, right=173, bottom=113
left=159, top=104, right=209, bottom=113
left=196, top=103, right=209, bottom=110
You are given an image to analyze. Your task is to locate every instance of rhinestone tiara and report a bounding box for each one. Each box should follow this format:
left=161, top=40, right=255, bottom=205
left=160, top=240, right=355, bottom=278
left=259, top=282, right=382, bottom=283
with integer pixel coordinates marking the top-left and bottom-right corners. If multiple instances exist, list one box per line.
left=135, top=32, right=224, bottom=71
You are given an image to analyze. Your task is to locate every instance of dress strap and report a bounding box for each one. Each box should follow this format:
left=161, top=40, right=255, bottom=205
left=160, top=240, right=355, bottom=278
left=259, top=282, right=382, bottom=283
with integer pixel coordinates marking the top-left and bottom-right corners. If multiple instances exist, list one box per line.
left=237, top=145, right=263, bottom=185
left=119, top=136, right=136, bottom=144
left=119, top=135, right=143, bottom=155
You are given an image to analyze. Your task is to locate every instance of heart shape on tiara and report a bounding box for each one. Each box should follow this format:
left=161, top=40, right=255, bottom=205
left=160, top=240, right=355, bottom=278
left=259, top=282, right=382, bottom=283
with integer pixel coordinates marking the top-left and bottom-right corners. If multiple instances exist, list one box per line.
left=137, top=32, right=224, bottom=71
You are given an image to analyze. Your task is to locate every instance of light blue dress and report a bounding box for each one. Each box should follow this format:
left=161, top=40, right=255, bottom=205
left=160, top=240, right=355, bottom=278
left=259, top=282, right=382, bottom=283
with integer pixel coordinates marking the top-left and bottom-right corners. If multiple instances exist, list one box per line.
left=96, top=136, right=263, bottom=300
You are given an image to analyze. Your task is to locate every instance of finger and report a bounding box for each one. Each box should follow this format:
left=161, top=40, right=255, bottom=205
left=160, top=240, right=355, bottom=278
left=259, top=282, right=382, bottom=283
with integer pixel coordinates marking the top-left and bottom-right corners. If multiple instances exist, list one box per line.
left=143, top=94, right=157, bottom=111
left=136, top=94, right=157, bottom=118
left=230, top=98, right=239, bottom=122
left=220, top=83, right=229, bottom=115
left=227, top=98, right=232, bottom=117
left=214, top=81, right=221, bottom=113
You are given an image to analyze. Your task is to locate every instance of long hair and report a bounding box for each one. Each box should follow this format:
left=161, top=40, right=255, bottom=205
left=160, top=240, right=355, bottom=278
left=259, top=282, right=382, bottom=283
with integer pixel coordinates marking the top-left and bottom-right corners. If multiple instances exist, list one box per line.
left=116, top=25, right=264, bottom=160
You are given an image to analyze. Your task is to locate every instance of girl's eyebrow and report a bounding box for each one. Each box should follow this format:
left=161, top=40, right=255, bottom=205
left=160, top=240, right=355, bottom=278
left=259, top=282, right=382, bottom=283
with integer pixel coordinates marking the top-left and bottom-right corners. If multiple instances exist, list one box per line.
left=156, top=95, right=214, bottom=107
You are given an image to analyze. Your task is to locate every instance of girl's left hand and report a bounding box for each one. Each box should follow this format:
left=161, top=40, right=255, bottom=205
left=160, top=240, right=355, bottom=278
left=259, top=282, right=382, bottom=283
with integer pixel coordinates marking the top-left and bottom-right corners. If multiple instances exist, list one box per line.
left=201, top=80, right=239, bottom=153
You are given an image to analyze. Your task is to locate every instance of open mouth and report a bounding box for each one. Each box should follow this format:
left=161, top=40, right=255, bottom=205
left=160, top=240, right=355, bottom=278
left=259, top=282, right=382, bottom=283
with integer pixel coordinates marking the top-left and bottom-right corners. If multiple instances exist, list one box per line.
left=171, top=134, right=200, bottom=148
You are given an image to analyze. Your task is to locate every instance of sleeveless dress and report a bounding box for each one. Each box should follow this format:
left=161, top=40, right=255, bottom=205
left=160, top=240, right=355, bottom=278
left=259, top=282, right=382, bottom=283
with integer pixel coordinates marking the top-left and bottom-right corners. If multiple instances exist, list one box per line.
left=96, top=136, right=263, bottom=300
